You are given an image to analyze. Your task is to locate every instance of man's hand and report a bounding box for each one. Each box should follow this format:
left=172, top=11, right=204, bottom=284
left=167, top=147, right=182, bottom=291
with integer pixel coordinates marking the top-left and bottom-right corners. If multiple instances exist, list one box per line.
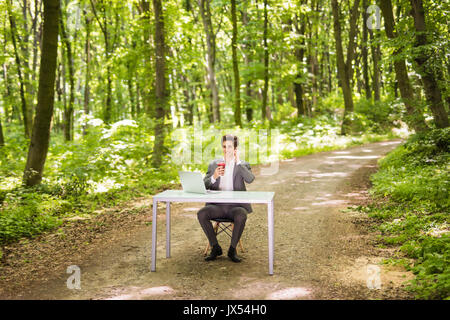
left=213, top=166, right=224, bottom=179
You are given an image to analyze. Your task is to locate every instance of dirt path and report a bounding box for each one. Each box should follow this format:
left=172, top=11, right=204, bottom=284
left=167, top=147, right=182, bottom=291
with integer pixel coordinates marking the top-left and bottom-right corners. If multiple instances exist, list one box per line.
left=0, top=139, right=415, bottom=300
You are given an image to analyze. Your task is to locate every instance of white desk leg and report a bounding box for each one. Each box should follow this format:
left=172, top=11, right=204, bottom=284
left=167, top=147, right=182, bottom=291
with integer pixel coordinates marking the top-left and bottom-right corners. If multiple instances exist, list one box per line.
left=268, top=199, right=274, bottom=275
left=166, top=201, right=171, bottom=258
left=151, top=198, right=157, bottom=272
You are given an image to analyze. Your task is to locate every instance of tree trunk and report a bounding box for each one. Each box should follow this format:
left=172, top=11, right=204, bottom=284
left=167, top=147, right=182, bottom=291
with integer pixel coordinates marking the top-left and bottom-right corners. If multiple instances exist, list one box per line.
left=7, top=0, right=31, bottom=138
left=90, top=0, right=113, bottom=123
left=182, top=0, right=195, bottom=125
left=29, top=0, right=41, bottom=122
left=181, top=74, right=193, bottom=125
left=59, top=2, right=75, bottom=141
left=203, top=71, right=214, bottom=123
left=136, top=81, right=141, bottom=115
left=20, top=0, right=35, bottom=136
left=355, top=51, right=362, bottom=94
left=83, top=9, right=92, bottom=135
left=379, top=0, right=429, bottom=132
left=369, top=28, right=381, bottom=101
left=331, top=0, right=360, bottom=135
left=325, top=50, right=332, bottom=93
left=309, top=0, right=319, bottom=110
left=151, top=0, right=167, bottom=167
left=169, top=68, right=180, bottom=127
left=61, top=46, right=67, bottom=129
left=344, top=0, right=360, bottom=95
left=410, top=0, right=448, bottom=128
left=294, top=79, right=305, bottom=117
left=310, top=52, right=318, bottom=110
left=0, top=114, right=4, bottom=146
left=23, top=0, right=60, bottom=187
left=362, top=0, right=371, bottom=99
left=231, top=0, right=242, bottom=127
left=242, top=2, right=253, bottom=122
left=261, top=0, right=271, bottom=121
left=126, top=22, right=137, bottom=120
left=55, top=61, right=62, bottom=132
left=2, top=62, right=14, bottom=123
left=198, top=0, right=220, bottom=123
left=105, top=65, right=112, bottom=122
left=127, top=69, right=135, bottom=119
left=195, top=84, right=203, bottom=123
left=137, top=1, right=152, bottom=117
left=293, top=7, right=306, bottom=118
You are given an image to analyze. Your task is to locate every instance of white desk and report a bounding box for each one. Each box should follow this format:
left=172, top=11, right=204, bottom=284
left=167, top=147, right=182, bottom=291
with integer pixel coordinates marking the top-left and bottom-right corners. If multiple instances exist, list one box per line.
left=151, top=190, right=275, bottom=275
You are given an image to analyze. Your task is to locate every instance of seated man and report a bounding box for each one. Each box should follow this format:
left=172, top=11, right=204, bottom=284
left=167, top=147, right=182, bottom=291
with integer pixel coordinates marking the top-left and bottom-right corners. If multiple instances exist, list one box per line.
left=197, top=134, right=255, bottom=263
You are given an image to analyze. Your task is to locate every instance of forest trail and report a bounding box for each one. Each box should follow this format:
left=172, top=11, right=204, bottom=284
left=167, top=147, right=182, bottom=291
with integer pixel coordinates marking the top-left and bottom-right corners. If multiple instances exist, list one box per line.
left=1, top=139, right=415, bottom=299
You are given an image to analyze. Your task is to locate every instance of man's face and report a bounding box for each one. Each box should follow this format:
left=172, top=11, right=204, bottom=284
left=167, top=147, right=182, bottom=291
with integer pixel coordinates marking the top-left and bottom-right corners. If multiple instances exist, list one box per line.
left=222, top=140, right=235, bottom=160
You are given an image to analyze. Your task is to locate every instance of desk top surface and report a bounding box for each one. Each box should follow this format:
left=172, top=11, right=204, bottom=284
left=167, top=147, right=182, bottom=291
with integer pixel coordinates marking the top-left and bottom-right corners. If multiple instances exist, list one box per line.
left=153, top=190, right=274, bottom=203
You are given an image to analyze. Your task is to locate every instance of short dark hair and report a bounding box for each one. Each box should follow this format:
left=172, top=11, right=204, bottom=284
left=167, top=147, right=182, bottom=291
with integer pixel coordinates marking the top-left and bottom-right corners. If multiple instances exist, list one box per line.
left=222, top=134, right=238, bottom=149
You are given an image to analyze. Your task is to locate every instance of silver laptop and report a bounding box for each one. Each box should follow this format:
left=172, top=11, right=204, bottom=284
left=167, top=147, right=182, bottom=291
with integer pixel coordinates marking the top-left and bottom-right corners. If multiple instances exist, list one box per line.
left=178, top=171, right=220, bottom=194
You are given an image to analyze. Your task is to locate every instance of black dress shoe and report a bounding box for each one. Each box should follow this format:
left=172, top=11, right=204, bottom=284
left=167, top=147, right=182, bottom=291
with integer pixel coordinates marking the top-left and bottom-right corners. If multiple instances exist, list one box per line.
left=205, top=244, right=222, bottom=261
left=227, top=246, right=241, bottom=263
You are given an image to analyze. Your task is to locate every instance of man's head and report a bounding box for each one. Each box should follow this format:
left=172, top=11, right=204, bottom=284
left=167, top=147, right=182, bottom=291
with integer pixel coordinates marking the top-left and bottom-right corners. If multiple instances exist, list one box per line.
left=222, top=134, right=238, bottom=161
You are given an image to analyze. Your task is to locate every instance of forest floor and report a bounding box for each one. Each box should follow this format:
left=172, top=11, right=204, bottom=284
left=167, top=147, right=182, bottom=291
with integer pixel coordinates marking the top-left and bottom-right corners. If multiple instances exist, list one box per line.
left=0, top=139, right=416, bottom=300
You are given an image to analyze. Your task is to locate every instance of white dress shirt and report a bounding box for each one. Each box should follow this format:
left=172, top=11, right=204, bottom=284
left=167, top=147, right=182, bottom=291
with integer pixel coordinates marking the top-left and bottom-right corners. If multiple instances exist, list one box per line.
left=210, top=160, right=242, bottom=190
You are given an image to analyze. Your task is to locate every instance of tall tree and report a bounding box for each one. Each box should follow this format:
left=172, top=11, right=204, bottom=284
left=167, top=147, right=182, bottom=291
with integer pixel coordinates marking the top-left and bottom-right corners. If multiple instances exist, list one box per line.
left=137, top=0, right=154, bottom=118
left=241, top=0, right=253, bottom=122
left=59, top=0, right=75, bottom=141
left=308, top=0, right=319, bottom=110
left=89, top=0, right=114, bottom=123
left=293, top=1, right=307, bottom=118
left=369, top=28, right=381, bottom=101
left=198, top=0, right=220, bottom=123
left=28, top=0, right=42, bottom=121
left=230, top=0, right=242, bottom=127
left=23, top=0, right=60, bottom=187
left=378, top=0, right=428, bottom=132
left=83, top=5, right=92, bottom=135
left=151, top=0, right=168, bottom=167
left=362, top=0, right=371, bottom=100
left=261, top=0, right=271, bottom=121
left=0, top=113, right=4, bottom=146
left=6, top=0, right=31, bottom=138
left=409, top=0, right=448, bottom=128
left=1, top=25, right=14, bottom=124
left=331, top=0, right=360, bottom=135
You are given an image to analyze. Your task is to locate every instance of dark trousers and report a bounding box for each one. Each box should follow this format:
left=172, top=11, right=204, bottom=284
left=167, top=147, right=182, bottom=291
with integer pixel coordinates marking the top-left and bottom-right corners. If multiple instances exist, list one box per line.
left=197, top=204, right=248, bottom=248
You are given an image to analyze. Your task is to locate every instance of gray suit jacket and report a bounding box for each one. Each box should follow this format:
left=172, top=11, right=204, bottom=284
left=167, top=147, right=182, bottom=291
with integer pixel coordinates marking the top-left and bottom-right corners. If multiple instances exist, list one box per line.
left=203, top=158, right=255, bottom=213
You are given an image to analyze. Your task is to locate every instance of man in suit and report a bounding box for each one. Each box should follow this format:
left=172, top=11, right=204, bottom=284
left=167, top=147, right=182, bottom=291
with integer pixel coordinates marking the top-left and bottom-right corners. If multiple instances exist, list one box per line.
left=198, top=134, right=255, bottom=263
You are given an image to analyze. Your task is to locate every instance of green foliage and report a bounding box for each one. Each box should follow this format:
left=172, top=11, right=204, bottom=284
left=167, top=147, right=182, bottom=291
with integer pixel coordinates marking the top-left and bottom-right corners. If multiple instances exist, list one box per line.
left=370, top=128, right=449, bottom=207
left=354, top=98, right=399, bottom=134
left=406, top=235, right=450, bottom=300
left=360, top=128, right=450, bottom=299
left=0, top=124, right=28, bottom=177
left=0, top=187, right=63, bottom=243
